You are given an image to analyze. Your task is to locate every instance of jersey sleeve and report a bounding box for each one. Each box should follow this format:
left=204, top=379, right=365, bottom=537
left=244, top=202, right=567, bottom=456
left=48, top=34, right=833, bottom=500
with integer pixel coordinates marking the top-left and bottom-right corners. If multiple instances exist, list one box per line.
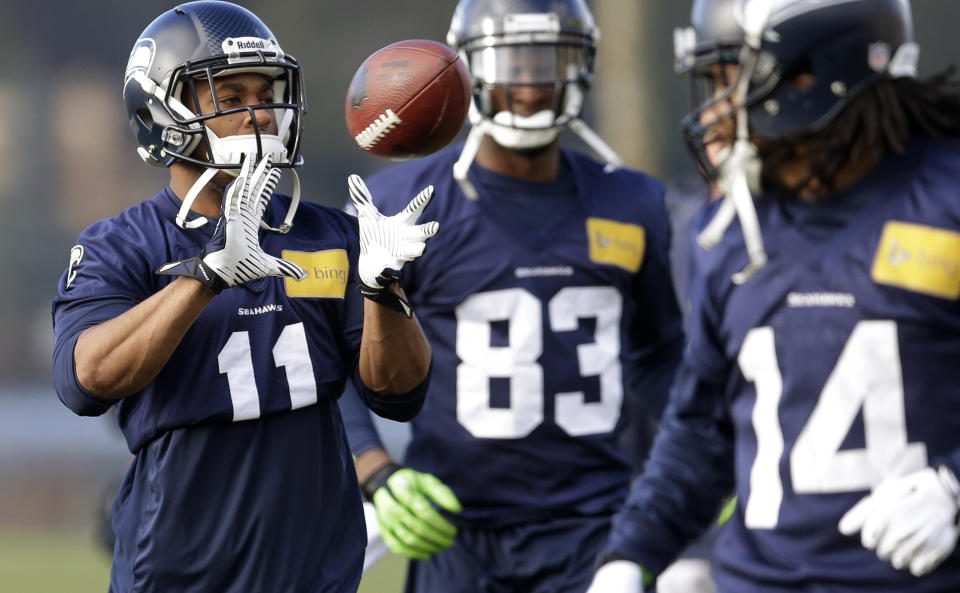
left=51, top=222, right=155, bottom=416
left=599, top=365, right=735, bottom=577
left=622, top=182, right=686, bottom=421
left=338, top=381, right=387, bottom=457
left=348, top=360, right=430, bottom=424
left=600, top=237, right=735, bottom=576
left=52, top=298, right=132, bottom=416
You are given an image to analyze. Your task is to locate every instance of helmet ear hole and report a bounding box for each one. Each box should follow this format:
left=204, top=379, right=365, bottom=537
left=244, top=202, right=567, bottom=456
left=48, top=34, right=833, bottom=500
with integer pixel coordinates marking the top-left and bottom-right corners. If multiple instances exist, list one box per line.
left=136, top=109, right=153, bottom=129
left=788, top=73, right=816, bottom=92
left=782, top=57, right=813, bottom=83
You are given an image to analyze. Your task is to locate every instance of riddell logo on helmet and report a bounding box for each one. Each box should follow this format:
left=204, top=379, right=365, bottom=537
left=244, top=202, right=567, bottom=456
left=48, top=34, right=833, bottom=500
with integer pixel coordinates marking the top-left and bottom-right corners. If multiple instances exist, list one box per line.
left=236, top=40, right=266, bottom=50
left=222, top=37, right=278, bottom=55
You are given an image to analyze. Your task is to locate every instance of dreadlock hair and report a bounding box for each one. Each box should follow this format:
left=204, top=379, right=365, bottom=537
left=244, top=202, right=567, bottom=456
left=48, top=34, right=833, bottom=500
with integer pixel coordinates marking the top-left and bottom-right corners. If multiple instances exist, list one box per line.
left=759, top=67, right=960, bottom=201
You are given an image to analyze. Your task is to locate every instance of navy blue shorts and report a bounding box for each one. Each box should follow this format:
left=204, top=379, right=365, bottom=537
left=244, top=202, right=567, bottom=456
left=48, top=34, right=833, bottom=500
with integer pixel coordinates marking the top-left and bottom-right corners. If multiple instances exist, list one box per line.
left=404, top=514, right=610, bottom=593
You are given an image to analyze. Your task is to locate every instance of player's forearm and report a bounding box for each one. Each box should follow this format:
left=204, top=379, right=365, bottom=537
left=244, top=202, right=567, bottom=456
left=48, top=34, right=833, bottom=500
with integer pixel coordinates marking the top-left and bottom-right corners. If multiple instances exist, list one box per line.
left=601, top=365, right=736, bottom=575
left=358, top=285, right=431, bottom=393
left=355, top=448, right=392, bottom=484
left=74, top=277, right=216, bottom=399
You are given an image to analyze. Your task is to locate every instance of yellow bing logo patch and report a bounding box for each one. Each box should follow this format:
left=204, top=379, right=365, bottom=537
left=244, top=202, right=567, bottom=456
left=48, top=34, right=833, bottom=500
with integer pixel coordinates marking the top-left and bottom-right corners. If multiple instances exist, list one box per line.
left=282, top=250, right=350, bottom=298
left=586, top=218, right=645, bottom=273
left=871, top=221, right=960, bottom=300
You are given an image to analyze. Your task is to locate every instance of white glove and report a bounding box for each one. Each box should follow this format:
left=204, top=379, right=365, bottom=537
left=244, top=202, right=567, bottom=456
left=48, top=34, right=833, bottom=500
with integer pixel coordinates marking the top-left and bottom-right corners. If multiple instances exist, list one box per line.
left=585, top=560, right=645, bottom=593
left=839, top=466, right=960, bottom=577
left=347, top=174, right=438, bottom=317
left=157, top=154, right=307, bottom=291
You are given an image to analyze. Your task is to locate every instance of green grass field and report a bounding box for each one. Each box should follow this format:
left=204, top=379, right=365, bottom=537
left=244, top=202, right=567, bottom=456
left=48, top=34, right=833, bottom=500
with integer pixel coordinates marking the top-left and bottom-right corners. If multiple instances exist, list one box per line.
left=0, top=529, right=405, bottom=593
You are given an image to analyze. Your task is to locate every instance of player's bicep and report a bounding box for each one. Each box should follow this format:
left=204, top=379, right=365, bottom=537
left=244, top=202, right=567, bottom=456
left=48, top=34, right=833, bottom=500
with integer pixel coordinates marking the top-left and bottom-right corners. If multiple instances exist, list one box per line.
left=52, top=297, right=136, bottom=416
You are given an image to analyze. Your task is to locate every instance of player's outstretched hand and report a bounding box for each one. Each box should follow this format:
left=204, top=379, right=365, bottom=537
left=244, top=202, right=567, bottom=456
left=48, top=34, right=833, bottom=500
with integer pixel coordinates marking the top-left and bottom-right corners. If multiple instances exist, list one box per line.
left=585, top=560, right=646, bottom=593
left=363, top=462, right=461, bottom=560
left=839, top=466, right=960, bottom=577
left=157, top=154, right=307, bottom=292
left=348, top=174, right=439, bottom=317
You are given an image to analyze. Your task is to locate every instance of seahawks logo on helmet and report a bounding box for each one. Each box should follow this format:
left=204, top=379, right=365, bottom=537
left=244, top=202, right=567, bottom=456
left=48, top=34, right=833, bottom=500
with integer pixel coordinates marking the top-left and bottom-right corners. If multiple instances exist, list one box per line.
left=125, top=38, right=155, bottom=85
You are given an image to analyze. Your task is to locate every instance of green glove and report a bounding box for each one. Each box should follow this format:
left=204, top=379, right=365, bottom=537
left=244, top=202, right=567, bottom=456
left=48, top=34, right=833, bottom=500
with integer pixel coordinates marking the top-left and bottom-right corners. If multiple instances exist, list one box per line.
left=717, top=495, right=738, bottom=526
left=363, top=463, right=462, bottom=559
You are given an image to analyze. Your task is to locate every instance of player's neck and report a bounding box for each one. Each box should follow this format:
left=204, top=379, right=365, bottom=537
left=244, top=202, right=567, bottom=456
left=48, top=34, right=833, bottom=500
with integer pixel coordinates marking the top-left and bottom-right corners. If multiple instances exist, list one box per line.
left=475, top=136, right=560, bottom=182
left=169, top=162, right=227, bottom=217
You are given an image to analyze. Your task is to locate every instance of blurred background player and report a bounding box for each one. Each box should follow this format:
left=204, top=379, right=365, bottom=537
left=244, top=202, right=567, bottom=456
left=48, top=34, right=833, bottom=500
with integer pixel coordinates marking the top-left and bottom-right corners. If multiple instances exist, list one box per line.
left=588, top=0, right=960, bottom=591
left=338, top=0, right=685, bottom=592
left=51, top=2, right=438, bottom=592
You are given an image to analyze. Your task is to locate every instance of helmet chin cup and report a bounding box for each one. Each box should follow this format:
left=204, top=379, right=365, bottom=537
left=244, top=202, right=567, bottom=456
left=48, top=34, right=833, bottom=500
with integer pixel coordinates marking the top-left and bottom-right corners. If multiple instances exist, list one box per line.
left=205, top=130, right=289, bottom=175
left=488, top=110, right=561, bottom=149
left=175, top=149, right=301, bottom=233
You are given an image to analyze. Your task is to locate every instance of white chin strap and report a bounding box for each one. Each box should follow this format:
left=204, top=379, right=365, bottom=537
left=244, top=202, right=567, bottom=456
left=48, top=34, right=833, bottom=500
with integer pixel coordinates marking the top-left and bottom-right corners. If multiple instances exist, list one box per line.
left=568, top=118, right=624, bottom=174
left=453, top=97, right=624, bottom=201
left=177, top=167, right=220, bottom=229
left=176, top=133, right=300, bottom=234
left=695, top=11, right=771, bottom=285
left=452, top=118, right=488, bottom=201
left=696, top=139, right=765, bottom=285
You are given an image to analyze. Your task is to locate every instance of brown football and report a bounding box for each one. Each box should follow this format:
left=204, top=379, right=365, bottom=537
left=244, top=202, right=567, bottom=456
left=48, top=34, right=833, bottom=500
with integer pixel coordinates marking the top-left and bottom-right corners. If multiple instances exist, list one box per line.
left=345, top=39, right=471, bottom=160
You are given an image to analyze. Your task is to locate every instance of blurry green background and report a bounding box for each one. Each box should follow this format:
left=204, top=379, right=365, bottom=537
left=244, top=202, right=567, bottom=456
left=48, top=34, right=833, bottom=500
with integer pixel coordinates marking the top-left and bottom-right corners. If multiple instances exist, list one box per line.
left=1, top=1, right=959, bottom=591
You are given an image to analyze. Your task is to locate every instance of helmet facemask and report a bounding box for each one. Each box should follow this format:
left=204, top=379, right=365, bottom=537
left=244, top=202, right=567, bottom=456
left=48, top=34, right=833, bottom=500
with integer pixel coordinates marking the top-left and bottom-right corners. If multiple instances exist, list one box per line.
left=162, top=45, right=304, bottom=175
left=676, top=31, right=774, bottom=184
left=465, top=40, right=591, bottom=150
left=447, top=3, right=623, bottom=199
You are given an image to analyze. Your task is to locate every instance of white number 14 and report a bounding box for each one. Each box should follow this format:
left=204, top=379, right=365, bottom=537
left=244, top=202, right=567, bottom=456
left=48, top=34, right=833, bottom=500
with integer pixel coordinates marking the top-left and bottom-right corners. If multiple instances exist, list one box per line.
left=739, top=320, right=927, bottom=529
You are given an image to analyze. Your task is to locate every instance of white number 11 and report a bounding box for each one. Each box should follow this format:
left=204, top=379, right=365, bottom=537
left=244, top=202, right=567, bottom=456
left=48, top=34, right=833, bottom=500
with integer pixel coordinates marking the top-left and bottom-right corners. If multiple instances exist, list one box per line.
left=217, top=322, right=318, bottom=421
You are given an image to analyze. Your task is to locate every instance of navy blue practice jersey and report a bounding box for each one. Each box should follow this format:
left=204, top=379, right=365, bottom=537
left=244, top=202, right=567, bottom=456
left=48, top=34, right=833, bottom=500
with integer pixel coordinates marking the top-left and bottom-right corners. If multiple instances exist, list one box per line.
left=51, top=189, right=373, bottom=593
left=362, top=145, right=683, bottom=525
left=606, top=135, right=960, bottom=592
left=53, top=189, right=364, bottom=451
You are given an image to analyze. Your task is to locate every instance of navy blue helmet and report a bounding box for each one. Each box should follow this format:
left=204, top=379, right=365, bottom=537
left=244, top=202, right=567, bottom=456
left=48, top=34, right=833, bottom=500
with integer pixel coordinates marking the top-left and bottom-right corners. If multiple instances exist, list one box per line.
left=447, top=0, right=598, bottom=148
left=123, top=1, right=305, bottom=171
left=447, top=0, right=624, bottom=197
left=675, top=0, right=916, bottom=178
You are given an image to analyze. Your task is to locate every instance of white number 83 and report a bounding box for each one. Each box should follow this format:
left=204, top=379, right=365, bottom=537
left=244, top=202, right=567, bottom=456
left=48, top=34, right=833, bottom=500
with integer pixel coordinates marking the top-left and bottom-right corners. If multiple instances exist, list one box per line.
left=455, top=286, right=623, bottom=439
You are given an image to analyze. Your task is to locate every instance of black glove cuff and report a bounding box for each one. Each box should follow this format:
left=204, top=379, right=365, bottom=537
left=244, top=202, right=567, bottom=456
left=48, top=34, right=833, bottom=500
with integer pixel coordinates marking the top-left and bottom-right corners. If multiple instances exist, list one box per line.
left=357, top=283, right=414, bottom=318
left=156, top=253, right=228, bottom=294
left=361, top=461, right=402, bottom=502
